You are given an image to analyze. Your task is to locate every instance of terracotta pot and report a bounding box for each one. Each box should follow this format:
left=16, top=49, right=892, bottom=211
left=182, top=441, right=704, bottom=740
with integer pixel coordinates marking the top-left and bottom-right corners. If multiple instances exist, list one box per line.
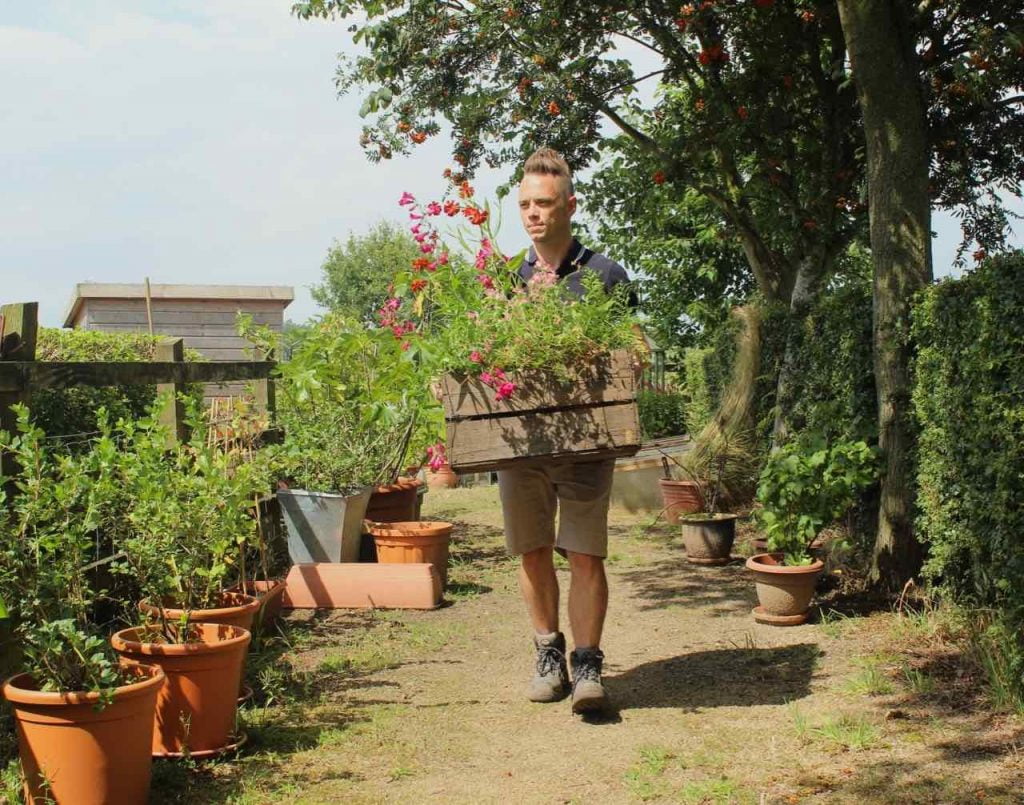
left=368, top=520, right=453, bottom=587
left=3, top=662, right=164, bottom=804
left=140, top=591, right=261, bottom=632
left=365, top=478, right=422, bottom=523
left=111, top=623, right=251, bottom=756
left=229, top=580, right=287, bottom=625
left=745, top=552, right=824, bottom=625
left=680, top=513, right=737, bottom=565
left=658, top=479, right=704, bottom=524
left=426, top=463, right=459, bottom=490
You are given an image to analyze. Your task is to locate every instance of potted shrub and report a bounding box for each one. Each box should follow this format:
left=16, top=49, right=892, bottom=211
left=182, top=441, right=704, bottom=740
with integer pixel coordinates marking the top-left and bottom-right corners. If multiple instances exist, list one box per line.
left=105, top=405, right=266, bottom=755
left=0, top=407, right=164, bottom=803
left=748, top=436, right=878, bottom=625
left=662, top=429, right=759, bottom=565
left=240, top=313, right=444, bottom=564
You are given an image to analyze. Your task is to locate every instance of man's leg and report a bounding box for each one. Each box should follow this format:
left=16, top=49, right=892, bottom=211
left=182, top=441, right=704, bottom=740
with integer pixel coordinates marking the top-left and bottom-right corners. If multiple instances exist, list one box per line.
left=519, top=545, right=559, bottom=634
left=566, top=551, right=608, bottom=649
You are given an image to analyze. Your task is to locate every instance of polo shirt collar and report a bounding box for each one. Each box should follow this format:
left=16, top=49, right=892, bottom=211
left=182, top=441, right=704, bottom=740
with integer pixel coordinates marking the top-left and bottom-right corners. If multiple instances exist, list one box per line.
left=525, top=238, right=588, bottom=276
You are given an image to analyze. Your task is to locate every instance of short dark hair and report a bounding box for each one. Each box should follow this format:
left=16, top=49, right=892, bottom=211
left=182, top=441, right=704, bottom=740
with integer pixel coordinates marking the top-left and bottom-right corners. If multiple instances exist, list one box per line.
left=523, top=147, right=574, bottom=196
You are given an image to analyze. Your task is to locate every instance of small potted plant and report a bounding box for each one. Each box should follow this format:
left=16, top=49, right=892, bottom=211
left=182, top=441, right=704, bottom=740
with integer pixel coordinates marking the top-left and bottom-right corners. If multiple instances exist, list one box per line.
left=0, top=407, right=164, bottom=803
left=662, top=429, right=758, bottom=565
left=748, top=435, right=878, bottom=625
left=106, top=405, right=265, bottom=756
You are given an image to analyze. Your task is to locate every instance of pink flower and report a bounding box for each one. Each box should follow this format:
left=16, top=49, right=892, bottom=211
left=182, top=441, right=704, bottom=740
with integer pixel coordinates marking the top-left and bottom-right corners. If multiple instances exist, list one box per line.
left=426, top=442, right=447, bottom=472
left=420, top=243, right=435, bottom=254
left=469, top=350, right=483, bottom=363
left=495, top=382, right=517, bottom=401
left=401, top=340, right=411, bottom=351
left=493, top=368, right=506, bottom=380
left=477, top=274, right=495, bottom=290
left=466, top=311, right=479, bottom=320
left=425, top=201, right=442, bottom=216
left=384, top=297, right=401, bottom=311
left=480, top=371, right=493, bottom=385
left=409, top=212, right=423, bottom=220
left=438, top=252, right=450, bottom=266
left=399, top=191, right=415, bottom=206
left=413, top=231, right=427, bottom=243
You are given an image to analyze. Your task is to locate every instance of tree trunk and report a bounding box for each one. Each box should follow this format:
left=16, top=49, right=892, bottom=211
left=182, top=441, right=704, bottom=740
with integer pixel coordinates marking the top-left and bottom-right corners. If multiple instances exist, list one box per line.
left=837, top=0, right=933, bottom=590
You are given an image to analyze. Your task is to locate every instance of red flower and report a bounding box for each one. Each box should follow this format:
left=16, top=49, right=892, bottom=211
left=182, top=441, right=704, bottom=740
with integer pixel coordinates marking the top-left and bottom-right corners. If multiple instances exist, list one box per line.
left=973, top=248, right=987, bottom=262
left=547, top=100, right=561, bottom=116
left=443, top=200, right=461, bottom=216
left=469, top=350, right=483, bottom=363
left=652, top=170, right=666, bottom=185
left=459, top=180, right=475, bottom=199
left=801, top=10, right=815, bottom=22
left=411, top=279, right=428, bottom=293
left=410, top=131, right=427, bottom=144
left=397, top=121, right=411, bottom=132
left=464, top=207, right=489, bottom=226
left=675, top=18, right=688, bottom=32
left=412, top=257, right=432, bottom=271
left=737, top=105, right=749, bottom=120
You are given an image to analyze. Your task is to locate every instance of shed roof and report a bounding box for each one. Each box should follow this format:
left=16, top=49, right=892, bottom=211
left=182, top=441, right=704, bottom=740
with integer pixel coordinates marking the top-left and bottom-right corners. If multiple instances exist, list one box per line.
left=63, top=283, right=294, bottom=327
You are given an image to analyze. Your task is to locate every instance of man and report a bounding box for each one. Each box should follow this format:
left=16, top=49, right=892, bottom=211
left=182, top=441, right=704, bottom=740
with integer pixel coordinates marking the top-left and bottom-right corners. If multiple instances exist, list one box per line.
left=498, top=147, right=633, bottom=715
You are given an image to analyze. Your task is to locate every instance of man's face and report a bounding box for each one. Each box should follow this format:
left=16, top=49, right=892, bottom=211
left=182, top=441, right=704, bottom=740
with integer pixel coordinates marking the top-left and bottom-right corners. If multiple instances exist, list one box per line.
left=518, top=172, right=576, bottom=246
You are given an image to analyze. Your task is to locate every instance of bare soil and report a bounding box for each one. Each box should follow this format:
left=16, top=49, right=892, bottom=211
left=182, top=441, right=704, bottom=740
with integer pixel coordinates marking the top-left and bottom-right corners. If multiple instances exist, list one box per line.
left=153, top=486, right=1024, bottom=804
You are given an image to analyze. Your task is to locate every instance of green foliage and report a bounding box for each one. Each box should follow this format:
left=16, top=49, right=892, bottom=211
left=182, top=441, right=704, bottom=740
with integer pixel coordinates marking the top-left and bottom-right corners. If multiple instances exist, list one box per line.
left=104, top=399, right=271, bottom=633
left=681, top=347, right=716, bottom=436
left=0, top=406, right=123, bottom=698
left=311, top=221, right=422, bottom=323
left=637, top=389, right=686, bottom=441
left=241, top=313, right=443, bottom=490
left=913, top=251, right=1024, bottom=612
left=32, top=328, right=203, bottom=440
left=756, top=435, right=878, bottom=565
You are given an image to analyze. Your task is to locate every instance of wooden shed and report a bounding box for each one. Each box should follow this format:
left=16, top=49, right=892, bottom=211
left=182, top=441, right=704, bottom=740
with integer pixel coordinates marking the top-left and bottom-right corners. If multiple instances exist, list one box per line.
left=62, top=283, right=293, bottom=360
left=62, top=283, right=293, bottom=399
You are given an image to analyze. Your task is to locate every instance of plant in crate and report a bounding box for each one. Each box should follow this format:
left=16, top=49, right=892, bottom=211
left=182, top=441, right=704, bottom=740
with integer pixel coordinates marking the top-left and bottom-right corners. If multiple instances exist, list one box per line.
left=389, top=189, right=643, bottom=473
left=0, top=406, right=164, bottom=804
left=105, top=401, right=268, bottom=756
left=747, top=435, right=878, bottom=624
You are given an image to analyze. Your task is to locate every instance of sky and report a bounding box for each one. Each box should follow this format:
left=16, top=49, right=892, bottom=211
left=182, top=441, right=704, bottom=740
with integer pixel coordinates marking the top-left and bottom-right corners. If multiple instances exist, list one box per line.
left=2, top=2, right=1018, bottom=327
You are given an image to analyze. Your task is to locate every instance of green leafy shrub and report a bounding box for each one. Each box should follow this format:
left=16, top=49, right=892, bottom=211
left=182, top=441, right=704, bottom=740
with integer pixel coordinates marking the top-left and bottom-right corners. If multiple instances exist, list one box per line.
left=32, top=328, right=203, bottom=440
left=681, top=347, right=716, bottom=435
left=756, top=435, right=878, bottom=565
left=914, top=251, right=1024, bottom=609
left=637, top=388, right=686, bottom=440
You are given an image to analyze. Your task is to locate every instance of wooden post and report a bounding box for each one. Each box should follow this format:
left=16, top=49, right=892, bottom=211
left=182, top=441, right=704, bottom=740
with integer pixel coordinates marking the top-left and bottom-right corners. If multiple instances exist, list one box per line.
left=0, top=302, right=38, bottom=480
left=155, top=337, right=187, bottom=446
left=252, top=347, right=276, bottom=423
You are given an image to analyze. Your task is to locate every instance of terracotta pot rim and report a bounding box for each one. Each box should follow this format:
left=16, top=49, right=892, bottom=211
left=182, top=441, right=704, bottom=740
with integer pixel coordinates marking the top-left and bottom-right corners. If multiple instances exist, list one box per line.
left=111, top=623, right=251, bottom=656
left=658, top=478, right=700, bottom=487
left=140, top=591, right=260, bottom=621
left=745, top=552, right=824, bottom=574
left=3, top=663, right=165, bottom=707
left=373, top=479, right=423, bottom=494
left=367, top=520, right=453, bottom=537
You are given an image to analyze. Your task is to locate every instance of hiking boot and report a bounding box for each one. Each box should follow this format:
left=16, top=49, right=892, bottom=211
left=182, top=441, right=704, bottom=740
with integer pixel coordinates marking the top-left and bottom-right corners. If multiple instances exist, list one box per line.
left=527, top=632, right=570, bottom=702
left=570, top=648, right=609, bottom=714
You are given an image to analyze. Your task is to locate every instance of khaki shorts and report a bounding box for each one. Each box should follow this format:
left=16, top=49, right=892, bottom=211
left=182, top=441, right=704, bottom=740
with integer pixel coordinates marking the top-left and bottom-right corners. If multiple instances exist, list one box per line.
left=497, top=458, right=616, bottom=558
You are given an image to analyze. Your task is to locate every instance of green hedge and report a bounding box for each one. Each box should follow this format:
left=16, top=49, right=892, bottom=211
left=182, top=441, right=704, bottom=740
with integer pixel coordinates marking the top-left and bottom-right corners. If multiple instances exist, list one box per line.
left=637, top=388, right=687, bottom=440
left=913, top=251, right=1024, bottom=610
left=31, top=329, right=203, bottom=439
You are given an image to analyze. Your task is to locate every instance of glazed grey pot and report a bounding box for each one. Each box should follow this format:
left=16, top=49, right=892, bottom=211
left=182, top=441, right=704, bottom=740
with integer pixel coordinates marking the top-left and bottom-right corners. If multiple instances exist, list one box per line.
left=680, top=513, right=737, bottom=565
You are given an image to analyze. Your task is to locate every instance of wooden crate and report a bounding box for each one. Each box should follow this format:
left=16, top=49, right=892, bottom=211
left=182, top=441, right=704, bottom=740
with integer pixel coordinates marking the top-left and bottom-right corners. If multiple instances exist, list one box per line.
left=440, top=349, right=641, bottom=473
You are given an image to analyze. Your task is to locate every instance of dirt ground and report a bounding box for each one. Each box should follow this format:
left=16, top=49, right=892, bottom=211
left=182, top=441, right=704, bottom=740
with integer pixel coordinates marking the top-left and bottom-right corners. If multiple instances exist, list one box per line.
left=155, top=486, right=1024, bottom=804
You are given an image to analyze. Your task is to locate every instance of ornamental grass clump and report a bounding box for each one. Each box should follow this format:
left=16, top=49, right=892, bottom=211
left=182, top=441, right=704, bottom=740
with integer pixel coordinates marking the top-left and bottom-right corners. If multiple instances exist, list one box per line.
left=385, top=186, right=640, bottom=460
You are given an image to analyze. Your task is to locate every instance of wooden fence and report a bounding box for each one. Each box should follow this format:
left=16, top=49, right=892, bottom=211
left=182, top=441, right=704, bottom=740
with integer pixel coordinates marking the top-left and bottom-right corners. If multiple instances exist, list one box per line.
left=0, top=301, right=277, bottom=474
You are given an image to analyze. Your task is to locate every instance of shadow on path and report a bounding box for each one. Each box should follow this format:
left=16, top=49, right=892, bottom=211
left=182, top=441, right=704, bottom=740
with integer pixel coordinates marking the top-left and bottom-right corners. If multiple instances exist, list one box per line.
left=607, top=643, right=820, bottom=710
left=616, top=555, right=754, bottom=614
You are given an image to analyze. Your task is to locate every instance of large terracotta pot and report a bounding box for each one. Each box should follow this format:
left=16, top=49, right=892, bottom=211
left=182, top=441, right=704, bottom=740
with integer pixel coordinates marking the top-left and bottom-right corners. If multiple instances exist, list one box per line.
left=111, top=623, right=250, bottom=756
left=365, top=478, right=422, bottom=523
left=745, top=552, right=824, bottom=626
left=658, top=479, right=704, bottom=524
left=426, top=463, right=459, bottom=490
left=368, top=520, right=453, bottom=587
left=140, top=591, right=261, bottom=632
left=680, top=513, right=737, bottom=565
left=3, top=662, right=165, bottom=804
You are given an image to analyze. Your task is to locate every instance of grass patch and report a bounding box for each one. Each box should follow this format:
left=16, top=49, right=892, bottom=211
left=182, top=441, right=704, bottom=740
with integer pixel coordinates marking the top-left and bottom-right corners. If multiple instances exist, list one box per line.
left=623, top=745, right=674, bottom=801
left=842, top=666, right=895, bottom=696
left=901, top=666, right=937, bottom=696
left=812, top=714, right=882, bottom=752
left=679, top=777, right=753, bottom=804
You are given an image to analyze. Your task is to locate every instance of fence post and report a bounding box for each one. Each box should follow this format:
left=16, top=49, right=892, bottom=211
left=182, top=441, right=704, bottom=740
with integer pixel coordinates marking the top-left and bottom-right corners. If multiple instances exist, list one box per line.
left=253, top=347, right=276, bottom=424
left=1, top=302, right=39, bottom=480
left=155, top=337, right=187, bottom=446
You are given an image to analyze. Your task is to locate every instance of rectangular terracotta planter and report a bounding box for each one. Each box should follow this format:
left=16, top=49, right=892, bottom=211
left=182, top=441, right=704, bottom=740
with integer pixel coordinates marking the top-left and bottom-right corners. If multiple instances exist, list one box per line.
left=281, top=563, right=442, bottom=610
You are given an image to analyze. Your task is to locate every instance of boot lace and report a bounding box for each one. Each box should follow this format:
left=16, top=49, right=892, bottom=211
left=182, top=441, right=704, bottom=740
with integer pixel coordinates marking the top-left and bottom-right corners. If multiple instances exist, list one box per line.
left=572, top=650, right=604, bottom=684
left=536, top=644, right=565, bottom=678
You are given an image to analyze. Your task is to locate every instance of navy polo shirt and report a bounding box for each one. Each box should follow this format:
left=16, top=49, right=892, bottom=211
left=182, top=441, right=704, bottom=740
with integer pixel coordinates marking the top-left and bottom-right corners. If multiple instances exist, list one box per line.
left=517, top=238, right=636, bottom=305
